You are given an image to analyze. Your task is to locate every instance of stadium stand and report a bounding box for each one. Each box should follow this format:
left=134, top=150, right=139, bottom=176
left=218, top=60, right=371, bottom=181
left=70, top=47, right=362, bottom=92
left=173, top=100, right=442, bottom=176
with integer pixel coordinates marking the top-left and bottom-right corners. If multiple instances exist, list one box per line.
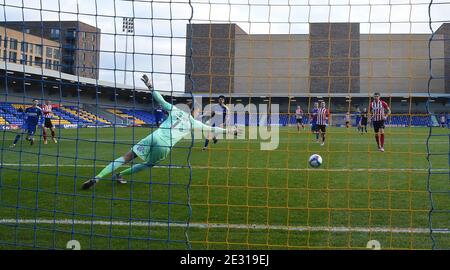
left=280, top=113, right=435, bottom=127
left=106, top=108, right=147, bottom=125
left=120, top=109, right=156, bottom=125
left=60, top=106, right=111, bottom=125
left=0, top=116, right=7, bottom=125
left=0, top=101, right=445, bottom=128
left=0, top=103, right=23, bottom=125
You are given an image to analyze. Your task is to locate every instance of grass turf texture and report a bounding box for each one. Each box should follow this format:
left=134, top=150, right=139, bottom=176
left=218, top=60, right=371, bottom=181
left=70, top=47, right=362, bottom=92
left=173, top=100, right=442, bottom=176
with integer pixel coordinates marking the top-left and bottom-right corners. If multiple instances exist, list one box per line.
left=0, top=126, right=448, bottom=249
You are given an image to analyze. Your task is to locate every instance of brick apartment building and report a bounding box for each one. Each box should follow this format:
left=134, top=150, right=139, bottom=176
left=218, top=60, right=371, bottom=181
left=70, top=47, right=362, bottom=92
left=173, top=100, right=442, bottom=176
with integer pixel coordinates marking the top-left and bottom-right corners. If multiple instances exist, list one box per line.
left=3, top=21, right=101, bottom=79
left=0, top=26, right=60, bottom=72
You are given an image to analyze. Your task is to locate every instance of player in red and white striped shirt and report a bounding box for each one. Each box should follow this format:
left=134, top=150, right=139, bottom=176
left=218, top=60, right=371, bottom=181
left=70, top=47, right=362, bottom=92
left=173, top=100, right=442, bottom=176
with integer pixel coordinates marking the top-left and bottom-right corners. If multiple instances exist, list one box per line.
left=317, top=101, right=329, bottom=146
left=42, top=100, right=58, bottom=144
left=369, top=92, right=391, bottom=152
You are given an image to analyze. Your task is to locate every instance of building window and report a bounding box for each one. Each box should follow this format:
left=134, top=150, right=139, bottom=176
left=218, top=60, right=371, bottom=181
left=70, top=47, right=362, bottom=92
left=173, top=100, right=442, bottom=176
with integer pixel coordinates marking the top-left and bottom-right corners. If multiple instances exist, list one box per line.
left=54, top=48, right=60, bottom=58
left=20, top=54, right=27, bottom=65
left=4, top=36, right=7, bottom=48
left=3, top=50, right=7, bottom=61
left=50, top=28, right=60, bottom=39
left=24, top=28, right=30, bottom=34
left=29, top=55, right=33, bottom=66
left=9, top=51, right=17, bottom=63
left=46, top=47, right=53, bottom=58
left=10, top=38, right=18, bottom=50
left=53, top=60, right=59, bottom=70
left=91, top=44, right=95, bottom=50
left=35, top=57, right=42, bottom=67
left=82, top=32, right=86, bottom=40
left=66, top=29, right=76, bottom=39
left=21, top=42, right=28, bottom=52
left=29, top=43, right=33, bottom=54
left=91, top=34, right=95, bottom=42
left=45, top=59, right=52, bottom=69
left=35, top=45, right=42, bottom=56
left=81, top=53, right=85, bottom=62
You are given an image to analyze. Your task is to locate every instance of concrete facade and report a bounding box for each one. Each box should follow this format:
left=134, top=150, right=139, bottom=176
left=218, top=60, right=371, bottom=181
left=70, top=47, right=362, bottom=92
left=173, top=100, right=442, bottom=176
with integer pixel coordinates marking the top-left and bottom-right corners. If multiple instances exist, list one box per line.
left=234, top=34, right=309, bottom=95
left=185, top=24, right=236, bottom=94
left=309, top=23, right=360, bottom=94
left=436, top=24, right=450, bottom=93
left=186, top=23, right=449, bottom=95
left=360, top=34, right=444, bottom=94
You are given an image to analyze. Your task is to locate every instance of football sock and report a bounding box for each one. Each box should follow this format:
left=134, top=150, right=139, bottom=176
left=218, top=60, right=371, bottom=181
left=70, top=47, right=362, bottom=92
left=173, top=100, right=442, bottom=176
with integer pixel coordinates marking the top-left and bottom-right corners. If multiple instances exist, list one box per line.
left=375, top=134, right=380, bottom=148
left=13, top=134, right=20, bottom=145
left=96, top=156, right=126, bottom=180
left=380, top=134, right=385, bottom=147
left=51, top=130, right=55, bottom=138
left=119, top=163, right=150, bottom=176
left=43, top=129, right=47, bottom=140
left=204, top=139, right=209, bottom=148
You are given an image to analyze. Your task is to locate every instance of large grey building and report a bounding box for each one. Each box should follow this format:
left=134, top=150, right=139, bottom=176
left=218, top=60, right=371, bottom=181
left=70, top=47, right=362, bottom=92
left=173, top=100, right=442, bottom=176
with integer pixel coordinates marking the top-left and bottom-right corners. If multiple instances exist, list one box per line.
left=185, top=23, right=450, bottom=95
left=3, top=21, right=101, bottom=79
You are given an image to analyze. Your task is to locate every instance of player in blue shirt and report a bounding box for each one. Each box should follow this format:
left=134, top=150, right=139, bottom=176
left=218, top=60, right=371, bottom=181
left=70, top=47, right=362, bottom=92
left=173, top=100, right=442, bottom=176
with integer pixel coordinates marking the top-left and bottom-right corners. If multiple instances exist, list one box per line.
left=154, top=104, right=164, bottom=127
left=203, top=95, right=229, bottom=150
left=310, top=102, right=320, bottom=142
left=10, top=99, right=43, bottom=147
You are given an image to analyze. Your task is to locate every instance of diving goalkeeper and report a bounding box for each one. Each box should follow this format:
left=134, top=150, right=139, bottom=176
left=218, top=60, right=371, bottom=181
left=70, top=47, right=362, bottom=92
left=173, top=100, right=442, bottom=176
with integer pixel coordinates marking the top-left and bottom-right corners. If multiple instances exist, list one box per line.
left=82, top=74, right=237, bottom=190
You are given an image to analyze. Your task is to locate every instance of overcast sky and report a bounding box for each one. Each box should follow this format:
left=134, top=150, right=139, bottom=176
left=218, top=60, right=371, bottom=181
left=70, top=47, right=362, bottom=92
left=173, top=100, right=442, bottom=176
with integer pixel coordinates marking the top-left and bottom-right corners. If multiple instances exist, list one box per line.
left=1, top=0, right=450, bottom=92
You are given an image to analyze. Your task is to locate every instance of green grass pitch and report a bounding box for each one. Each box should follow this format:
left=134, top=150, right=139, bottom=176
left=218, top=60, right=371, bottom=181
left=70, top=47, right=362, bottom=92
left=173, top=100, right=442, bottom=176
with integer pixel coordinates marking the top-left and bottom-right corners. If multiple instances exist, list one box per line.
left=0, top=126, right=448, bottom=249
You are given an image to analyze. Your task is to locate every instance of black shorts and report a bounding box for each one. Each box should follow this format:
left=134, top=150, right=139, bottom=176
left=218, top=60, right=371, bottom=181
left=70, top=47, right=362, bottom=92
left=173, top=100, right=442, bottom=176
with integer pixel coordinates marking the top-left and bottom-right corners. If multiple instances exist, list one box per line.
left=373, top=120, right=385, bottom=133
left=317, top=125, right=326, bottom=133
left=361, top=119, right=368, bottom=125
left=296, top=118, right=303, bottom=124
left=44, top=118, right=53, bottom=128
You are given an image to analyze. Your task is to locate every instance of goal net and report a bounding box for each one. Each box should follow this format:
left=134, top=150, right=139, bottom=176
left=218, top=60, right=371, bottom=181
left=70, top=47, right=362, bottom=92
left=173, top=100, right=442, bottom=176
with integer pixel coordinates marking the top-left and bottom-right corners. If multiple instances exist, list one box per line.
left=0, top=0, right=448, bottom=250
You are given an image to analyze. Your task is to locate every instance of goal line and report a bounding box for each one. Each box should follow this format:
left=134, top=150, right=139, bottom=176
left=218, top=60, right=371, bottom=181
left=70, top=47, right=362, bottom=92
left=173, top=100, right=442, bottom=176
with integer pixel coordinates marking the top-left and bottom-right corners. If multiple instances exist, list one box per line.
left=0, top=218, right=448, bottom=234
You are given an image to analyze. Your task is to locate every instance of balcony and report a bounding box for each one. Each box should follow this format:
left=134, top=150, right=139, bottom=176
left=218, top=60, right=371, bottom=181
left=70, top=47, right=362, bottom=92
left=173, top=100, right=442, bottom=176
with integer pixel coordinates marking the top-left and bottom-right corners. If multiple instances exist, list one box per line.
left=66, top=31, right=76, bottom=40
left=63, top=43, right=75, bottom=51
left=63, top=55, right=74, bottom=63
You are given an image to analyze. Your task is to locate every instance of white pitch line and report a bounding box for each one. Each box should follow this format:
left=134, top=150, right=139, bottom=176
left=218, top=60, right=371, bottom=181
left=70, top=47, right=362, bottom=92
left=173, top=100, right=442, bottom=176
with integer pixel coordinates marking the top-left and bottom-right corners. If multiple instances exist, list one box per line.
left=0, top=163, right=443, bottom=172
left=0, top=219, right=447, bottom=234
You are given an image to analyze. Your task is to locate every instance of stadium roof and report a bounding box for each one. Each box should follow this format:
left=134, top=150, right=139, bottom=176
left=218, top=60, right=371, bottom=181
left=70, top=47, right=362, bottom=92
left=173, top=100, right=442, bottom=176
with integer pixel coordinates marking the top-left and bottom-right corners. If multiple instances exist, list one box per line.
left=1, top=61, right=449, bottom=99
left=0, top=60, right=181, bottom=96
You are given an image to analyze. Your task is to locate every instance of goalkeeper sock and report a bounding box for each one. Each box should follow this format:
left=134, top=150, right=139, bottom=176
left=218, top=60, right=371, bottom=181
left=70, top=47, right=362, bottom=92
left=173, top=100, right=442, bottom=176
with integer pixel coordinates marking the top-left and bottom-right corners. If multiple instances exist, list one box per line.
left=118, top=163, right=150, bottom=177
left=96, top=156, right=126, bottom=180
left=13, top=134, right=20, bottom=145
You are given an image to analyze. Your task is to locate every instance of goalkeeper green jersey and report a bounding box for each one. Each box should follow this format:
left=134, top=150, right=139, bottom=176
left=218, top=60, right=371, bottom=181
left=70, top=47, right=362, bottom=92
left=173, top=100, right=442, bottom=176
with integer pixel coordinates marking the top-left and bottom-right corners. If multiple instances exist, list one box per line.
left=132, top=89, right=227, bottom=162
